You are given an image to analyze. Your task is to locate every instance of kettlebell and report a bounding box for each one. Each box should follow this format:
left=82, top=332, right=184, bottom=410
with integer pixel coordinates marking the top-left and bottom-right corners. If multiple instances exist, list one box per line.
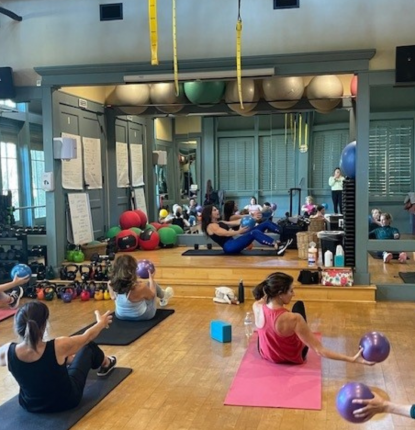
left=80, top=265, right=92, bottom=281
left=80, top=289, right=90, bottom=301
left=45, top=266, right=56, bottom=280
left=66, top=250, right=76, bottom=262
left=88, top=281, right=96, bottom=298
left=64, top=265, right=78, bottom=281
left=36, top=288, right=45, bottom=300
left=72, top=250, right=85, bottom=264
left=94, top=289, right=104, bottom=300
left=44, top=286, right=55, bottom=301
left=103, top=290, right=111, bottom=300
left=62, top=291, right=72, bottom=303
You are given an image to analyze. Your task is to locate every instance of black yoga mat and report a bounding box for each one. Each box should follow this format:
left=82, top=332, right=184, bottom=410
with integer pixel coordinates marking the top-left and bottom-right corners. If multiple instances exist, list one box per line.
left=182, top=249, right=278, bottom=256
left=0, top=367, right=132, bottom=430
left=399, top=272, right=415, bottom=283
left=73, top=309, right=175, bottom=345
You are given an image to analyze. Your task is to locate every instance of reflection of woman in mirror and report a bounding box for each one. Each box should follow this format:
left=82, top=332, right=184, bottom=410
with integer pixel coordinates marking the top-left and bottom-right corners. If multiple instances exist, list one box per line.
left=158, top=167, right=168, bottom=196
left=180, top=155, right=194, bottom=197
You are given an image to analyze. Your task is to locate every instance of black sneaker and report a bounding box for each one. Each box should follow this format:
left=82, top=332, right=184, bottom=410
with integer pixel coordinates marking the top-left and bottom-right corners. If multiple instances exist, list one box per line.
left=8, top=287, right=24, bottom=309
left=277, top=239, right=293, bottom=256
left=97, top=356, right=117, bottom=377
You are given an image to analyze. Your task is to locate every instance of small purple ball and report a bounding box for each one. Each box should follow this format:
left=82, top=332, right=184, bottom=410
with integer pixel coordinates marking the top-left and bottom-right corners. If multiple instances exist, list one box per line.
left=136, top=259, right=156, bottom=279
left=336, top=382, right=374, bottom=423
left=359, top=331, right=390, bottom=363
left=270, top=203, right=277, bottom=211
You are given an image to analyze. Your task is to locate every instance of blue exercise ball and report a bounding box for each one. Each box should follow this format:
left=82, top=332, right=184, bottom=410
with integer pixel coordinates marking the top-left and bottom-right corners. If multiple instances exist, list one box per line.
left=11, top=264, right=32, bottom=279
left=340, top=141, right=356, bottom=179
left=322, top=203, right=329, bottom=210
left=240, top=216, right=256, bottom=230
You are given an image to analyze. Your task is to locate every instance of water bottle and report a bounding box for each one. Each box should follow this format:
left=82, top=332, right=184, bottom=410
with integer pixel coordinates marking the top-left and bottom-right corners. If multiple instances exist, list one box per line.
left=324, top=249, right=333, bottom=267
left=334, top=244, right=345, bottom=267
left=244, top=312, right=254, bottom=338
left=238, top=279, right=245, bottom=304
left=308, top=242, right=317, bottom=267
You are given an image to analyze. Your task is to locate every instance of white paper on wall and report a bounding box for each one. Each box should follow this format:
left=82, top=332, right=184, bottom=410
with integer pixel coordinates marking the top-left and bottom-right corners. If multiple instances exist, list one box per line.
left=82, top=137, right=103, bottom=189
left=116, top=142, right=130, bottom=188
left=61, top=133, right=83, bottom=190
left=130, top=144, right=144, bottom=187
left=133, top=187, right=147, bottom=214
left=67, top=193, right=94, bottom=245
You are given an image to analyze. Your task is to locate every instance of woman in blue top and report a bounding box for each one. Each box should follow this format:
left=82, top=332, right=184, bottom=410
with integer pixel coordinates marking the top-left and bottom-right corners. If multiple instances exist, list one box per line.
left=108, top=255, right=173, bottom=321
left=0, top=302, right=116, bottom=413
left=201, top=205, right=291, bottom=255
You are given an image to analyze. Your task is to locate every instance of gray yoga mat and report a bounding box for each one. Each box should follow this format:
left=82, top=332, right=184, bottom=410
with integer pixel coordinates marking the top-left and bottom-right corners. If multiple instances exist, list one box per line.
left=0, top=367, right=132, bottom=430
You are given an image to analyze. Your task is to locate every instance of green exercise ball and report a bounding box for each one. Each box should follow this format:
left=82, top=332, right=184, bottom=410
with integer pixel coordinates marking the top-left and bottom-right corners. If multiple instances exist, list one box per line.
left=169, top=224, right=184, bottom=235
left=106, top=226, right=122, bottom=239
left=184, top=81, right=226, bottom=106
left=158, top=227, right=178, bottom=247
left=130, top=227, right=142, bottom=236
left=145, top=223, right=157, bottom=232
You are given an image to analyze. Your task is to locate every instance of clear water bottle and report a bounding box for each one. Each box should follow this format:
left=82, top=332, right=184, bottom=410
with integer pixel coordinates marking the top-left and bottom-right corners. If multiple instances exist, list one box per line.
left=244, top=312, right=254, bottom=338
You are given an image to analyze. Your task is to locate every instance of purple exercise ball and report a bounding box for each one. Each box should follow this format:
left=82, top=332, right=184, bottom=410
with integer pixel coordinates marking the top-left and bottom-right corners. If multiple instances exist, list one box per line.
left=336, top=382, right=374, bottom=423
left=136, top=259, right=156, bottom=279
left=270, top=203, right=277, bottom=211
left=359, top=331, right=390, bottom=363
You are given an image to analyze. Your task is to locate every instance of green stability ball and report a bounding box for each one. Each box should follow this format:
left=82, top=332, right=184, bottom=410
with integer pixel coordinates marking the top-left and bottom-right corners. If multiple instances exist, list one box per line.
left=106, top=226, right=122, bottom=239
left=131, top=227, right=142, bottom=236
left=169, top=224, right=184, bottom=235
left=184, top=81, right=226, bottom=106
left=158, top=227, right=178, bottom=248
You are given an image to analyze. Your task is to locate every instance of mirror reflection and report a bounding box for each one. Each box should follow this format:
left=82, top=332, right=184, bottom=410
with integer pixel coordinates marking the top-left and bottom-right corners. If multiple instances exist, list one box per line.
left=178, top=140, right=197, bottom=200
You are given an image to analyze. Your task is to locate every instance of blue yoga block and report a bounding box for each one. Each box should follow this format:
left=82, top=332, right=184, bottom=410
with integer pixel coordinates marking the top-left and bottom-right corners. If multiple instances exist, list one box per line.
left=210, top=320, right=232, bottom=343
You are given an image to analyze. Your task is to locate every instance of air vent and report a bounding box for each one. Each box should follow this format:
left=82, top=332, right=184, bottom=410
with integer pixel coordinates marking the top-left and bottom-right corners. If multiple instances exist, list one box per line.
left=273, top=0, right=299, bottom=9
left=100, top=3, right=123, bottom=21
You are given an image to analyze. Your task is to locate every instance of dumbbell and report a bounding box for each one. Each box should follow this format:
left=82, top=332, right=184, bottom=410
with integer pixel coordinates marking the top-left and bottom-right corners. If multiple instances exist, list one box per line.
left=90, top=252, right=115, bottom=263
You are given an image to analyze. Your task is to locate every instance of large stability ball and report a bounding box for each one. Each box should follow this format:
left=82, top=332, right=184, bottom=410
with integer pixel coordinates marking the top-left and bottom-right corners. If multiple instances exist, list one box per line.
left=336, top=382, right=374, bottom=423
left=150, top=83, right=186, bottom=113
left=134, top=209, right=148, bottom=230
left=158, top=227, right=178, bottom=248
left=169, top=224, right=184, bottom=235
left=340, top=141, right=356, bottom=179
left=138, top=229, right=160, bottom=250
left=119, top=211, right=141, bottom=230
left=307, top=75, right=344, bottom=112
left=184, top=81, right=226, bottom=105
left=225, top=79, right=259, bottom=115
left=116, top=229, right=138, bottom=251
left=106, top=84, right=150, bottom=115
left=262, top=76, right=304, bottom=109
left=359, top=331, right=390, bottom=363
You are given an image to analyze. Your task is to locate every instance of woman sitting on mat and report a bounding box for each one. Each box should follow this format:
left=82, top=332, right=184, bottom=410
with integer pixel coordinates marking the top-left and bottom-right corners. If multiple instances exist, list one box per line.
left=252, top=272, right=375, bottom=365
left=0, top=301, right=116, bottom=413
left=201, top=205, right=291, bottom=255
left=108, top=255, right=173, bottom=321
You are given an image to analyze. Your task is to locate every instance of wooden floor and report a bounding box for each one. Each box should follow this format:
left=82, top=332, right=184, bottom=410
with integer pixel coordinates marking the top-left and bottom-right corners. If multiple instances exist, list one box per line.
left=1, top=298, right=415, bottom=429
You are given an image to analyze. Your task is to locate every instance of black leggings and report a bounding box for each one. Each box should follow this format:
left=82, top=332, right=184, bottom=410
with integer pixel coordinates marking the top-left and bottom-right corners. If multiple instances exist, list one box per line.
left=331, top=190, right=343, bottom=214
left=292, top=301, right=309, bottom=360
left=65, top=342, right=105, bottom=410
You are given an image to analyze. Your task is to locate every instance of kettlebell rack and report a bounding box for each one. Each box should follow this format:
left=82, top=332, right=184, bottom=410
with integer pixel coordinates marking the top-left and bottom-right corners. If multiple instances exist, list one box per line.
left=0, top=235, right=28, bottom=283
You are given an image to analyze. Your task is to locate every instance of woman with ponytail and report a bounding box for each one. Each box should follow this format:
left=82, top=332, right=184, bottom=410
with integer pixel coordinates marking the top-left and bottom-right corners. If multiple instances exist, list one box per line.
left=252, top=272, right=375, bottom=366
left=0, top=302, right=117, bottom=413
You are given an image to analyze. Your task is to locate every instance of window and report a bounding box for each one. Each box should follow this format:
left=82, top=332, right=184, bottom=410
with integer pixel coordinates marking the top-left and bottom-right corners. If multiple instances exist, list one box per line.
left=30, top=150, right=46, bottom=218
left=259, top=134, right=296, bottom=192
left=218, top=137, right=255, bottom=192
left=0, top=100, right=17, bottom=110
left=1, top=141, right=20, bottom=222
left=310, top=129, right=349, bottom=193
left=369, top=119, right=413, bottom=197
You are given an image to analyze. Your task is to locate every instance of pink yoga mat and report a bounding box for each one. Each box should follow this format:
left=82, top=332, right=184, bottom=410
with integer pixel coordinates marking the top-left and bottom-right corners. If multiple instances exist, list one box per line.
left=224, top=334, right=322, bottom=410
left=0, top=309, right=17, bottom=322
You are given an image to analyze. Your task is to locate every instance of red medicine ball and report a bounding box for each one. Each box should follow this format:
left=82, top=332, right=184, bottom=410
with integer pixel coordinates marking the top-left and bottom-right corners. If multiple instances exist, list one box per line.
left=119, top=211, right=141, bottom=230
left=138, top=230, right=160, bottom=250
left=116, top=229, right=138, bottom=251
left=134, top=209, right=148, bottom=229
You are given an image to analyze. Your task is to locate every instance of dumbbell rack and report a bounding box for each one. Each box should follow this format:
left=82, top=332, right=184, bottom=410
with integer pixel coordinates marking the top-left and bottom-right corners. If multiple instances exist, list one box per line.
left=0, top=235, right=29, bottom=283
left=342, top=178, right=356, bottom=267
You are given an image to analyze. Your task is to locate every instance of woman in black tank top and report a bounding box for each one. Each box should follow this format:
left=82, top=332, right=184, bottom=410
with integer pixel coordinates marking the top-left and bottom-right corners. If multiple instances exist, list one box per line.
left=0, top=302, right=117, bottom=413
left=201, top=205, right=289, bottom=255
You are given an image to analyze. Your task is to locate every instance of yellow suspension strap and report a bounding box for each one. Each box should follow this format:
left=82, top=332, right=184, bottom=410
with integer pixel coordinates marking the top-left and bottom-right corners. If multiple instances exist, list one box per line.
left=172, top=0, right=179, bottom=95
left=149, top=0, right=159, bottom=65
left=236, top=0, right=243, bottom=110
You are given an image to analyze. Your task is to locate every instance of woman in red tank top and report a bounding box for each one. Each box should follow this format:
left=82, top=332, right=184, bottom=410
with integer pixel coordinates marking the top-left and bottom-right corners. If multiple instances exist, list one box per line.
left=252, top=272, right=375, bottom=366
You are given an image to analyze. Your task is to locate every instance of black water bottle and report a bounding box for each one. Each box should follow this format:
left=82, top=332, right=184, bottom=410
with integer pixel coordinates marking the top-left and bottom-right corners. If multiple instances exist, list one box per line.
left=238, top=279, right=244, bottom=304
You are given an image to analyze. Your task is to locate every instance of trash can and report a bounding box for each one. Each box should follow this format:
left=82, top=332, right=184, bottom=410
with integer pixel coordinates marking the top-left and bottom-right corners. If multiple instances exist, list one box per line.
left=317, top=231, right=345, bottom=256
left=324, top=214, right=344, bottom=231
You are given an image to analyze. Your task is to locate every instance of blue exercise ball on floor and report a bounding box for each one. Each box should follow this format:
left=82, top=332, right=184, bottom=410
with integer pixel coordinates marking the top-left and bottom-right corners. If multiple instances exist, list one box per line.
left=240, top=216, right=256, bottom=230
left=340, top=141, right=356, bottom=179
